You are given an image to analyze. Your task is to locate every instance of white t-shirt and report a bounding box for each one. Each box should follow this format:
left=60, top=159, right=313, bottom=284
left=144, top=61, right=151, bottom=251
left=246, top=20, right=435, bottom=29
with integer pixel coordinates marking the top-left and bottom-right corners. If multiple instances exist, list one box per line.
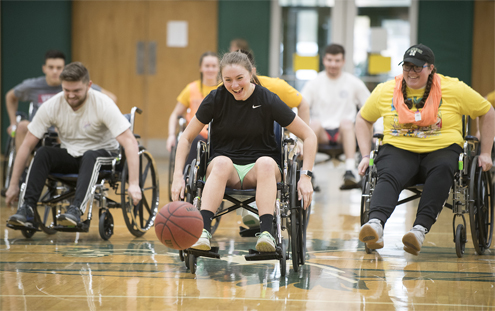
left=28, top=89, right=130, bottom=157
left=301, top=71, right=370, bottom=129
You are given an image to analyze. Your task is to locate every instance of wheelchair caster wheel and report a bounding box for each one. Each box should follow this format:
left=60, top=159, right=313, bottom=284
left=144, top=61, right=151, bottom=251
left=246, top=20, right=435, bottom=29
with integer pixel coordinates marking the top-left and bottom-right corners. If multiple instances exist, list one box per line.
left=21, top=228, right=36, bottom=239
left=179, top=250, right=184, bottom=262
left=99, top=211, right=114, bottom=240
left=455, top=224, right=466, bottom=258
left=279, top=243, right=287, bottom=277
left=189, top=254, right=197, bottom=274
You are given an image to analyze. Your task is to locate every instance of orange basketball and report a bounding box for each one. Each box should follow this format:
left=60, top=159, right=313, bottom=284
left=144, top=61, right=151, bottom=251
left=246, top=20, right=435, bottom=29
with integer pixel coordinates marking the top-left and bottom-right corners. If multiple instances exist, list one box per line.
left=154, top=201, right=203, bottom=250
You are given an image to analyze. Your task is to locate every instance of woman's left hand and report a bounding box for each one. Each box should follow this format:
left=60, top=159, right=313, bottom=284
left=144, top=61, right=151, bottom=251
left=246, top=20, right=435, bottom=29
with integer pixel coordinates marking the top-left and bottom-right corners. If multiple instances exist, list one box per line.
left=478, top=152, right=493, bottom=172
left=297, top=175, right=313, bottom=210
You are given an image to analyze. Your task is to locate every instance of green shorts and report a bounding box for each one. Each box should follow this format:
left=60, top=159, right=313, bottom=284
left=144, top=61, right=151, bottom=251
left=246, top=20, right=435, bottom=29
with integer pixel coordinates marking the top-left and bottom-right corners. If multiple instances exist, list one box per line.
left=233, top=163, right=256, bottom=187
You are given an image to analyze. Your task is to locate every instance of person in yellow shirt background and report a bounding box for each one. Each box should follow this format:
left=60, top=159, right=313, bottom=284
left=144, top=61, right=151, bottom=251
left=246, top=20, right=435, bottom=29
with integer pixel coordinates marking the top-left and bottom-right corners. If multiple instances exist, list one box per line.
left=355, top=44, right=494, bottom=256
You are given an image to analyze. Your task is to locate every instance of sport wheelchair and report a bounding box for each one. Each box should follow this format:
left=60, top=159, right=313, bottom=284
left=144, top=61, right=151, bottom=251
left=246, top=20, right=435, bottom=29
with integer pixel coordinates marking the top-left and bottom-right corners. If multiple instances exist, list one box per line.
left=6, top=107, right=160, bottom=241
left=361, top=133, right=494, bottom=258
left=178, top=123, right=310, bottom=276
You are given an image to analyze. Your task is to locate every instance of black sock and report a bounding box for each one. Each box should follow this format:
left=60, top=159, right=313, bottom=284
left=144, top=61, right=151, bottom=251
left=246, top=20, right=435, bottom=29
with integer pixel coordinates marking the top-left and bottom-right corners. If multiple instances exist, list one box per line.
left=200, top=210, right=214, bottom=234
left=259, top=214, right=274, bottom=234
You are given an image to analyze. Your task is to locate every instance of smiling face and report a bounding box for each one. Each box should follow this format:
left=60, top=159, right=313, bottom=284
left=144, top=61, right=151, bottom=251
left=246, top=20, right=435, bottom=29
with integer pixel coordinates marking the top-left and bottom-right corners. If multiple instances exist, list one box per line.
left=403, top=62, right=433, bottom=89
left=221, top=64, right=254, bottom=101
left=323, top=53, right=345, bottom=79
left=42, top=58, right=65, bottom=86
left=200, top=55, right=220, bottom=83
left=62, top=80, right=92, bottom=110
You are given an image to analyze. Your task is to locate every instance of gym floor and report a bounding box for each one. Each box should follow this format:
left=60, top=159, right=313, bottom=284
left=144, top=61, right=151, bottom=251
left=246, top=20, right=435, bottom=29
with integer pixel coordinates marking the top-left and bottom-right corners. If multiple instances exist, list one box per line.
left=1, top=156, right=494, bottom=310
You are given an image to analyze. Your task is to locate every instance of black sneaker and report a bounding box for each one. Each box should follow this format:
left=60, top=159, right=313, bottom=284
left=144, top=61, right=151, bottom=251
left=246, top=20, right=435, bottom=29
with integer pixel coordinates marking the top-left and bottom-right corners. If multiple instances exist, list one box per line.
left=341, top=170, right=358, bottom=189
left=8, top=204, right=36, bottom=228
left=57, top=205, right=82, bottom=226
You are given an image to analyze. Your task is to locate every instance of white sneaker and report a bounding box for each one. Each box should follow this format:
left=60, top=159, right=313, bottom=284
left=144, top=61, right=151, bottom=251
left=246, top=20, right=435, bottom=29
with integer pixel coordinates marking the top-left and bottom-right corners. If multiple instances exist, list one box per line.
left=402, top=225, right=428, bottom=255
left=359, top=219, right=384, bottom=249
left=255, top=231, right=276, bottom=252
left=191, top=229, right=212, bottom=251
left=242, top=207, right=260, bottom=228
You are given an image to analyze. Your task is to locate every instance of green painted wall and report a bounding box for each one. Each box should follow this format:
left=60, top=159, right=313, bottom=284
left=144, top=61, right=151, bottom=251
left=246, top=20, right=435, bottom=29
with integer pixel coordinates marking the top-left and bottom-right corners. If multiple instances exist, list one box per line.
left=417, top=0, right=473, bottom=85
left=1, top=1, right=71, bottom=152
left=217, top=0, right=271, bottom=76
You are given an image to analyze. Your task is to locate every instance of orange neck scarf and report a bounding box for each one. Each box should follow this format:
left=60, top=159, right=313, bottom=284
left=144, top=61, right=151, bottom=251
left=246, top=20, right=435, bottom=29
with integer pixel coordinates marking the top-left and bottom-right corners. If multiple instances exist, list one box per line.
left=392, top=73, right=442, bottom=126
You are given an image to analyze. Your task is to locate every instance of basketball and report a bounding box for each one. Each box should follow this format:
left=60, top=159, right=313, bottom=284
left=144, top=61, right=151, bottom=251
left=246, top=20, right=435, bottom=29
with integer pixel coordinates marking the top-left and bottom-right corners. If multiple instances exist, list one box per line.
left=154, top=201, right=204, bottom=250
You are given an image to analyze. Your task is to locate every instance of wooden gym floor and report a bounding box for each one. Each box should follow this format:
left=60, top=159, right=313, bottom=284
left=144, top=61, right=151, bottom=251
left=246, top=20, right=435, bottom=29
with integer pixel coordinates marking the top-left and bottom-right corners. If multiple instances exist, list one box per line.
left=0, top=156, right=494, bottom=310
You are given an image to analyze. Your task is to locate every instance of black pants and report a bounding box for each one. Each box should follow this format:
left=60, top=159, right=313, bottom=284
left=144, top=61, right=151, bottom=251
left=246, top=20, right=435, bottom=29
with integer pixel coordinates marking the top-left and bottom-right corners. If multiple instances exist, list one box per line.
left=370, top=143, right=462, bottom=231
left=23, top=147, right=115, bottom=210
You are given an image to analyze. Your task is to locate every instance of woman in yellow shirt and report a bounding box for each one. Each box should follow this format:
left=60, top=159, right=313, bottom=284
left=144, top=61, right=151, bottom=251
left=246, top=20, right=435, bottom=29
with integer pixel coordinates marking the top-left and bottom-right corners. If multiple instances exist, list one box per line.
left=355, top=44, right=494, bottom=256
left=167, top=52, right=220, bottom=166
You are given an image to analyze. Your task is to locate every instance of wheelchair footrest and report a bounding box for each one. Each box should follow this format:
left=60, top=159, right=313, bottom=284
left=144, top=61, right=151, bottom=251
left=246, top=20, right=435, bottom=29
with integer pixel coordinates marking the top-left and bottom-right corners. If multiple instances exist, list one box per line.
left=52, top=220, right=90, bottom=232
left=239, top=226, right=260, bottom=237
left=244, top=249, right=281, bottom=261
left=6, top=223, right=41, bottom=231
left=183, top=247, right=220, bottom=259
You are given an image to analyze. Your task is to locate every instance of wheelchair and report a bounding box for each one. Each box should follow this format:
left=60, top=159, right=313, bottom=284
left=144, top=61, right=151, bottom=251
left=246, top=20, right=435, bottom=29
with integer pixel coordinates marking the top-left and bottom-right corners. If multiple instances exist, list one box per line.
left=361, top=133, right=494, bottom=258
left=168, top=117, right=187, bottom=202
left=2, top=111, right=28, bottom=196
left=6, top=107, right=160, bottom=241
left=178, top=123, right=310, bottom=276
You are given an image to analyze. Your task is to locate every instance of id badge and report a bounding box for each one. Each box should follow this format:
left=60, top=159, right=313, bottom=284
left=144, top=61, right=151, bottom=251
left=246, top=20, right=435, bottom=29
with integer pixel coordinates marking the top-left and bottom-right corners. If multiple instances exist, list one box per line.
left=415, top=112, right=422, bottom=121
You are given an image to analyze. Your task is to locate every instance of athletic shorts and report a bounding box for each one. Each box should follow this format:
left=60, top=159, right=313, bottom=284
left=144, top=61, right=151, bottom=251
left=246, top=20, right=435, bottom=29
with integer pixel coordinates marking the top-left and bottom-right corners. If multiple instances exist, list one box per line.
left=325, top=128, right=340, bottom=145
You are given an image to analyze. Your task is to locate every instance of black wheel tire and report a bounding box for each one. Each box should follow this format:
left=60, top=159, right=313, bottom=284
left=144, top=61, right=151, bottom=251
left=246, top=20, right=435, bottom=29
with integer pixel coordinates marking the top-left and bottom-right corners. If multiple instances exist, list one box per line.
left=290, top=164, right=300, bottom=272
left=121, top=149, right=159, bottom=237
left=2, top=136, right=15, bottom=194
left=300, top=204, right=310, bottom=265
left=291, top=210, right=300, bottom=273
left=189, top=254, right=197, bottom=274
left=280, top=241, right=287, bottom=277
left=360, top=168, right=372, bottom=226
left=469, top=157, right=485, bottom=255
left=39, top=205, right=57, bottom=235
left=179, top=250, right=184, bottom=262
left=455, top=224, right=465, bottom=258
left=185, top=253, right=190, bottom=269
left=21, top=228, right=36, bottom=238
left=99, top=211, right=114, bottom=240
left=479, top=171, right=494, bottom=249
left=168, top=144, right=176, bottom=202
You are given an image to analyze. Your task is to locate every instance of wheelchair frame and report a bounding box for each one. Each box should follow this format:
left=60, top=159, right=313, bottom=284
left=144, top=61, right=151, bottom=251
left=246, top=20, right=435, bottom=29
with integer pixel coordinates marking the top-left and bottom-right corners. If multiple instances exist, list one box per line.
left=361, top=133, right=494, bottom=257
left=178, top=124, right=310, bottom=276
left=6, top=107, right=160, bottom=241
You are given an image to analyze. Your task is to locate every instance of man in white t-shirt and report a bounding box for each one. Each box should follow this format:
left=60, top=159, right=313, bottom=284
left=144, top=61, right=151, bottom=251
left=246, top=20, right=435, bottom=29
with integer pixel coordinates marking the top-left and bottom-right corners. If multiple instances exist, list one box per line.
left=6, top=62, right=141, bottom=228
left=301, top=44, right=370, bottom=189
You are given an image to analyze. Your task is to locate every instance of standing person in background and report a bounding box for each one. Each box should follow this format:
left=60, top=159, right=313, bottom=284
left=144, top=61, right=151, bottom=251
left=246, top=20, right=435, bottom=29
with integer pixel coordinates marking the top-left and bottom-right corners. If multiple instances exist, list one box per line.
left=166, top=52, right=220, bottom=167
left=230, top=38, right=250, bottom=53
left=5, top=50, right=117, bottom=153
left=356, top=44, right=494, bottom=256
left=301, top=44, right=370, bottom=189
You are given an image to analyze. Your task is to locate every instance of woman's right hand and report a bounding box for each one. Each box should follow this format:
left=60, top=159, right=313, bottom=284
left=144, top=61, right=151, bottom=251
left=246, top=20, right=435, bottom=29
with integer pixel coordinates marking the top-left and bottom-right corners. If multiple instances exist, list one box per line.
left=357, top=156, right=370, bottom=176
left=171, top=174, right=185, bottom=201
left=166, top=135, right=176, bottom=153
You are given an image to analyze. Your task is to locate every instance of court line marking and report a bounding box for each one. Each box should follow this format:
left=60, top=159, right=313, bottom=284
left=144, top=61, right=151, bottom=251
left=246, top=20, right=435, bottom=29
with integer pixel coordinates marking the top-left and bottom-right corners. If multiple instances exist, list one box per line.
left=0, top=294, right=492, bottom=308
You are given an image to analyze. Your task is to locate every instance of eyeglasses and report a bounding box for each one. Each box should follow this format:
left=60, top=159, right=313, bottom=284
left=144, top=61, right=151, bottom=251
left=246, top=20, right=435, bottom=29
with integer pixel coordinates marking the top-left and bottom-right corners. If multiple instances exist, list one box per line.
left=402, top=64, right=428, bottom=73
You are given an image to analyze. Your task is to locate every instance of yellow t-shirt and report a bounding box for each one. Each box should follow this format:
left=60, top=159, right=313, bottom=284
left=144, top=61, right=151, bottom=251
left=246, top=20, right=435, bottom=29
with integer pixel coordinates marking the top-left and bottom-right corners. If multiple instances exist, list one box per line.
left=258, top=76, right=302, bottom=108
left=176, top=80, right=218, bottom=109
left=360, top=74, right=491, bottom=153
left=486, top=90, right=495, bottom=107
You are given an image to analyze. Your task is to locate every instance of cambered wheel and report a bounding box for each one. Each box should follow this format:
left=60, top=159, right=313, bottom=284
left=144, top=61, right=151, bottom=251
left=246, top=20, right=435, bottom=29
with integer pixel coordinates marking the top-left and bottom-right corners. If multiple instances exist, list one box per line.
left=469, top=157, right=486, bottom=255
left=455, top=224, right=465, bottom=258
left=289, top=165, right=303, bottom=272
left=300, top=204, right=310, bottom=265
left=210, top=202, right=223, bottom=235
left=189, top=254, right=197, bottom=274
left=478, top=170, right=494, bottom=249
left=179, top=250, right=184, bottom=262
left=99, top=211, right=114, bottom=240
left=280, top=241, right=287, bottom=277
left=168, top=144, right=176, bottom=202
left=2, top=136, right=15, bottom=195
left=121, top=149, right=159, bottom=237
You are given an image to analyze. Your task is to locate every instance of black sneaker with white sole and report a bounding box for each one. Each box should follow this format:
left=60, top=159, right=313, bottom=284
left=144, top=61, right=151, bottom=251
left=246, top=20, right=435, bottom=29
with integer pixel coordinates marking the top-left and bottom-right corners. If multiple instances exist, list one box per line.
left=57, top=205, right=82, bottom=226
left=8, top=204, right=37, bottom=228
left=340, top=170, right=359, bottom=189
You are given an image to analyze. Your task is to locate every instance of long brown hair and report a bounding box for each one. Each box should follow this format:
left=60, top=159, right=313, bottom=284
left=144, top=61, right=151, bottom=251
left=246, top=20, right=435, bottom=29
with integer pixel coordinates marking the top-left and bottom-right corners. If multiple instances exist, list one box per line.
left=402, top=65, right=437, bottom=109
left=219, top=51, right=261, bottom=86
